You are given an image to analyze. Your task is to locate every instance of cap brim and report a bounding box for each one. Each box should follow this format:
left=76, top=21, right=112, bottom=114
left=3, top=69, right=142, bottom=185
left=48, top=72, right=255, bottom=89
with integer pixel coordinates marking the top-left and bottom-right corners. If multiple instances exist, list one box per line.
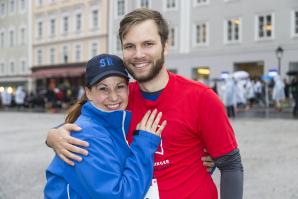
left=89, top=71, right=129, bottom=86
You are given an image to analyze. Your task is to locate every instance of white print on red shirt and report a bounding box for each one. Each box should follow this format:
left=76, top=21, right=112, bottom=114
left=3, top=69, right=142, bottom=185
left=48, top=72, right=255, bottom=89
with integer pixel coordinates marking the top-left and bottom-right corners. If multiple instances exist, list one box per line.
left=155, top=139, right=164, bottom=155
left=154, top=159, right=171, bottom=171
left=154, top=159, right=170, bottom=166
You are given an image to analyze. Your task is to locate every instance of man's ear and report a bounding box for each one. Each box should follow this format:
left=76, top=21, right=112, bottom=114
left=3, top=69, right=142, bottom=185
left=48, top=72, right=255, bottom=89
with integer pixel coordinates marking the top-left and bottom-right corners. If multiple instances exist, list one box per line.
left=163, top=41, right=169, bottom=56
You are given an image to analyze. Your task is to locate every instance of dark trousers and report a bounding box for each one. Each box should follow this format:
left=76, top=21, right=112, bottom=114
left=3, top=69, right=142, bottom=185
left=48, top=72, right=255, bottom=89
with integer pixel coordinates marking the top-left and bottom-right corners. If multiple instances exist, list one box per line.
left=226, top=106, right=235, bottom=118
left=293, top=97, right=298, bottom=117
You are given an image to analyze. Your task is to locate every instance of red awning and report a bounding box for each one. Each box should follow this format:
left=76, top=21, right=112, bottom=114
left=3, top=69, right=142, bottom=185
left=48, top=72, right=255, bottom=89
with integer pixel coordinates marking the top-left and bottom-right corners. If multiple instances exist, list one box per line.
left=31, top=67, right=85, bottom=78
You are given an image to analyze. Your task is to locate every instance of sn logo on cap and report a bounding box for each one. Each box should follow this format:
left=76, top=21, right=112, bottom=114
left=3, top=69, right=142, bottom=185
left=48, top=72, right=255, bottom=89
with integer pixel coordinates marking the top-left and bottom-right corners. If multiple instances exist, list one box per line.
left=99, top=57, right=113, bottom=67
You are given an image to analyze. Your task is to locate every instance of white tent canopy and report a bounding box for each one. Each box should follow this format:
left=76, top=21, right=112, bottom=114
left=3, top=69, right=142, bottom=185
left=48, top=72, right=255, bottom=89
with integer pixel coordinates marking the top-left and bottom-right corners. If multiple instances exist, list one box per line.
left=232, top=71, right=249, bottom=80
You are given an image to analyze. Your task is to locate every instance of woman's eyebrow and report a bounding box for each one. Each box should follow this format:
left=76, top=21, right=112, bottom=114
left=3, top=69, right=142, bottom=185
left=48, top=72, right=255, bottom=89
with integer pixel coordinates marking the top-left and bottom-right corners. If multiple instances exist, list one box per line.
left=95, top=83, right=107, bottom=87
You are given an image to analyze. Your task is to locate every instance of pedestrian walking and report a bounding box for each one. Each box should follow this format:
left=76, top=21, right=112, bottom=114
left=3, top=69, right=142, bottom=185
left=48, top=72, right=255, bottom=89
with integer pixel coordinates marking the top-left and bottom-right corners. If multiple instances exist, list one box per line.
left=1, top=88, right=12, bottom=109
left=234, top=79, right=247, bottom=110
left=15, top=86, right=26, bottom=110
left=272, top=75, right=285, bottom=111
left=223, top=76, right=237, bottom=118
left=254, top=79, right=263, bottom=106
left=77, top=86, right=85, bottom=100
left=245, top=79, right=255, bottom=109
left=290, top=75, right=298, bottom=117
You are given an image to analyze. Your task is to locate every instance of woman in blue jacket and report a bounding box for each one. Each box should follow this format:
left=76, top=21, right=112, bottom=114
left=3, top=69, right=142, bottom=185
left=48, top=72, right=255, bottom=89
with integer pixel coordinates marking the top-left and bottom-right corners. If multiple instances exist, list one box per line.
left=44, top=54, right=166, bottom=199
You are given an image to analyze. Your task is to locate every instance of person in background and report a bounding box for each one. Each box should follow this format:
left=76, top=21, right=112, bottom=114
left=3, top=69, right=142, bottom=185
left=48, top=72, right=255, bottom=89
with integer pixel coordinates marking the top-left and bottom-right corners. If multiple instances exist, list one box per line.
left=245, top=79, right=255, bottom=110
left=272, top=75, right=285, bottom=112
left=223, top=76, right=237, bottom=118
left=235, top=79, right=247, bottom=110
left=77, top=86, right=85, bottom=100
left=283, top=78, right=290, bottom=99
left=44, top=54, right=166, bottom=199
left=1, top=88, right=12, bottom=109
left=45, top=8, right=243, bottom=199
left=15, top=86, right=26, bottom=110
left=254, top=78, right=263, bottom=106
left=290, top=74, right=298, bottom=117
left=283, top=78, right=290, bottom=107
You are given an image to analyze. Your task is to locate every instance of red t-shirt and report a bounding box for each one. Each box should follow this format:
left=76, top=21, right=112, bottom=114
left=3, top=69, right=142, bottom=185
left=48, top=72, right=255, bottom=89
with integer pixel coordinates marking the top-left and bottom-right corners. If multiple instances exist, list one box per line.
left=127, top=72, right=238, bottom=199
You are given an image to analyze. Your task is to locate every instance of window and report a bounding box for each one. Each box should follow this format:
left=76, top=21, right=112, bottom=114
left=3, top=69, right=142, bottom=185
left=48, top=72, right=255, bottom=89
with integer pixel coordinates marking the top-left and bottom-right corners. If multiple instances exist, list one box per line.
left=195, top=22, right=208, bottom=45
left=9, top=29, right=14, bottom=47
left=165, top=0, right=177, bottom=10
left=92, top=9, right=99, bottom=29
left=37, top=21, right=43, bottom=38
left=91, top=42, right=98, bottom=57
left=292, top=10, right=298, bottom=37
left=139, top=0, right=150, bottom=8
left=194, top=0, right=209, bottom=6
left=49, top=18, right=56, bottom=36
left=0, top=63, right=4, bottom=74
left=0, top=31, right=4, bottom=48
left=10, top=61, right=15, bottom=74
left=225, top=18, right=241, bottom=43
left=36, top=0, right=43, bottom=7
left=0, top=2, right=6, bottom=17
left=76, top=13, right=82, bottom=32
left=62, top=46, right=68, bottom=63
left=37, top=49, right=43, bottom=65
left=295, top=11, right=298, bottom=35
left=62, top=16, right=69, bottom=34
left=169, top=27, right=176, bottom=48
left=256, top=13, right=273, bottom=40
left=20, top=0, right=26, bottom=12
left=49, top=48, right=55, bottom=64
left=117, top=0, right=125, bottom=16
left=9, top=0, right=15, bottom=14
left=20, top=27, right=26, bottom=45
left=75, top=44, right=81, bottom=61
left=21, top=60, right=26, bottom=73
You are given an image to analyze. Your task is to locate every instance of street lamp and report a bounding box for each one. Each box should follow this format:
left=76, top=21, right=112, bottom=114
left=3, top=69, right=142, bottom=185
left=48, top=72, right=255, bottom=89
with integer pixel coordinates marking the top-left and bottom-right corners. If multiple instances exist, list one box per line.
left=275, top=46, right=284, bottom=75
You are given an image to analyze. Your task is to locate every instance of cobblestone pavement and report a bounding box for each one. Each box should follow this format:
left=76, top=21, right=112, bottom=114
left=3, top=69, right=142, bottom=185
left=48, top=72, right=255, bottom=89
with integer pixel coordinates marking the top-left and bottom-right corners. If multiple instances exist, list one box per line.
left=0, top=111, right=297, bottom=199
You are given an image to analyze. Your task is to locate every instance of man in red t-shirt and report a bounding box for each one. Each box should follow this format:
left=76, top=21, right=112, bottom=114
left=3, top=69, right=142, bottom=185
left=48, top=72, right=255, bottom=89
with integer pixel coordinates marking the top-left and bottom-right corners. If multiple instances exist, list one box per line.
left=46, top=8, right=243, bottom=199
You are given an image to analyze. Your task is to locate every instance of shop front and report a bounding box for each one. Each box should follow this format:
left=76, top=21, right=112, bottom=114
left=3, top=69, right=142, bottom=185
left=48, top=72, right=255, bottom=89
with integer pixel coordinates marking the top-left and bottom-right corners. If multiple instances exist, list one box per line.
left=31, top=62, right=86, bottom=90
left=0, top=75, right=29, bottom=94
left=31, top=63, right=86, bottom=111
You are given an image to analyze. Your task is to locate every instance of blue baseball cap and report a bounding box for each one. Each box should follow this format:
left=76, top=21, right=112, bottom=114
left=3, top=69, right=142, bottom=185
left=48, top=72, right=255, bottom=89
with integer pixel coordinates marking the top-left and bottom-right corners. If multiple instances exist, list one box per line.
left=85, top=54, right=129, bottom=86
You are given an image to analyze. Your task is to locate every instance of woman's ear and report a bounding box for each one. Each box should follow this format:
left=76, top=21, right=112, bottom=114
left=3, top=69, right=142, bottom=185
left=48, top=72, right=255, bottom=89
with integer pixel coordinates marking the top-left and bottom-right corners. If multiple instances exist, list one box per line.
left=85, top=87, right=92, bottom=101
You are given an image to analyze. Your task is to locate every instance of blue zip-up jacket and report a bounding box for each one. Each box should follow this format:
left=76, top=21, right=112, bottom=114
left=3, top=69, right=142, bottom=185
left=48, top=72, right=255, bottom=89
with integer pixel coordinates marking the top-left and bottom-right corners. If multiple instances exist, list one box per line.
left=44, top=101, right=161, bottom=199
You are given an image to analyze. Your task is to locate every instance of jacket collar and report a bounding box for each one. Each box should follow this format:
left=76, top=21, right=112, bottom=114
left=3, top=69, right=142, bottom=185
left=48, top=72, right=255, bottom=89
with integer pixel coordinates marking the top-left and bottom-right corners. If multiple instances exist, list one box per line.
left=81, top=101, right=132, bottom=136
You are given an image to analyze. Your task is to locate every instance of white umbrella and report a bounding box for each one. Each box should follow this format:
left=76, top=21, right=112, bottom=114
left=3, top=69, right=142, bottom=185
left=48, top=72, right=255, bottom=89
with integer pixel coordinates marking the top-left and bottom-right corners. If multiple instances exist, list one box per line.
left=232, top=71, right=249, bottom=80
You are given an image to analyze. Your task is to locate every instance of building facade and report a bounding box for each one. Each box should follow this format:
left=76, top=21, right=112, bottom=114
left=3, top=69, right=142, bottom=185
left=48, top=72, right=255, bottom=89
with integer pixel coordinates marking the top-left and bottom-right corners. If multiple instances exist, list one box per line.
left=31, top=0, right=108, bottom=92
left=0, top=0, right=32, bottom=93
left=1, top=0, right=297, bottom=95
left=108, top=0, right=298, bottom=82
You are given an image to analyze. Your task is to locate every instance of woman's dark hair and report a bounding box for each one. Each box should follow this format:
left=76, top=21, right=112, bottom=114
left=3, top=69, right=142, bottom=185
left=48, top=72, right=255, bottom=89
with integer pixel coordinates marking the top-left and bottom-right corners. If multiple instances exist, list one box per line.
left=65, top=93, right=88, bottom=123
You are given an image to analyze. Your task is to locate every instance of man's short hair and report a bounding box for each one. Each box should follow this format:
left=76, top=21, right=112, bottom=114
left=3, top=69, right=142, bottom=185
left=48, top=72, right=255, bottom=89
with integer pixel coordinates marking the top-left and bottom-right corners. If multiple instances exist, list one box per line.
left=119, top=8, right=169, bottom=47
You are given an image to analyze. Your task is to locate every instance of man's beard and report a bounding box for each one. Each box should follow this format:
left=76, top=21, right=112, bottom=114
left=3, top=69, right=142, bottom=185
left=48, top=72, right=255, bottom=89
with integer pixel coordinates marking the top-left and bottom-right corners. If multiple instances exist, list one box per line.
left=126, top=53, right=164, bottom=83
